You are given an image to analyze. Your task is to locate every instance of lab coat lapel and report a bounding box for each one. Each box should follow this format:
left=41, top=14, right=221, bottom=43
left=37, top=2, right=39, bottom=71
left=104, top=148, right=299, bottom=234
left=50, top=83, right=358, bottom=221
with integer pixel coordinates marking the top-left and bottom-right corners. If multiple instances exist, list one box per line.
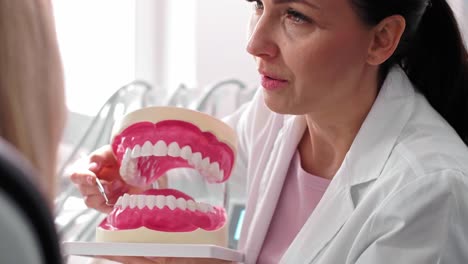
left=280, top=67, right=416, bottom=263
left=242, top=115, right=307, bottom=264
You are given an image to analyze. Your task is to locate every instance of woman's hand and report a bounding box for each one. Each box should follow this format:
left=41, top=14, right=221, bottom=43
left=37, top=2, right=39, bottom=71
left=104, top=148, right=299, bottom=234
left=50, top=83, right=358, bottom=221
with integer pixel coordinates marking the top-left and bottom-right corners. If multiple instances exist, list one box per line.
left=100, top=256, right=233, bottom=264
left=69, top=145, right=139, bottom=213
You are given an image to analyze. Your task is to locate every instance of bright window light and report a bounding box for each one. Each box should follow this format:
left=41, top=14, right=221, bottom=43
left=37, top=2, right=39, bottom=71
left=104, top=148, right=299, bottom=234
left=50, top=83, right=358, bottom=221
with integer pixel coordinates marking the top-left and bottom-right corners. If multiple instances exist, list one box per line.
left=52, top=0, right=136, bottom=117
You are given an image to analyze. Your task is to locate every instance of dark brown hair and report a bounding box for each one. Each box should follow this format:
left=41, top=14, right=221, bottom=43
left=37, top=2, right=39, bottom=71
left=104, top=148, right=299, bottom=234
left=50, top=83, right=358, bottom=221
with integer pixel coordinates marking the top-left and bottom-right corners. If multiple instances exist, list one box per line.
left=351, top=0, right=468, bottom=145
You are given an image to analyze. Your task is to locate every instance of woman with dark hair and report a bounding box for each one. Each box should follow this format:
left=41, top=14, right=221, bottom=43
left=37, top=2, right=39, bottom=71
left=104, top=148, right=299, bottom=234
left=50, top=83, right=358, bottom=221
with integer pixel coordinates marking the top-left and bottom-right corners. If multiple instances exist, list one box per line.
left=71, top=0, right=468, bottom=263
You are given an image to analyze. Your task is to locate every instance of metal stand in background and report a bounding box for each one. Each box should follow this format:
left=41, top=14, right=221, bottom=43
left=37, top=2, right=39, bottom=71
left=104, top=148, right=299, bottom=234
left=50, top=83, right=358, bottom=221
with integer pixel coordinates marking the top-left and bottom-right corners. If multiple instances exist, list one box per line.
left=192, top=79, right=247, bottom=114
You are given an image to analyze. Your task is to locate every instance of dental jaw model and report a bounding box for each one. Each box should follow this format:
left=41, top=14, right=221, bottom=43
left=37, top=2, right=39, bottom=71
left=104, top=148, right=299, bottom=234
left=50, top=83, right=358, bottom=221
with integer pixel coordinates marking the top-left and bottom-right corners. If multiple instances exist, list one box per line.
left=96, top=107, right=237, bottom=247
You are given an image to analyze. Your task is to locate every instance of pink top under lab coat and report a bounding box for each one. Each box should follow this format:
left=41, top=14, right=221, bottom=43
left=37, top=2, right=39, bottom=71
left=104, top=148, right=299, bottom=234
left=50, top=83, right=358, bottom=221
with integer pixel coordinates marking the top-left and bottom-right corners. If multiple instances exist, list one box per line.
left=257, top=151, right=330, bottom=263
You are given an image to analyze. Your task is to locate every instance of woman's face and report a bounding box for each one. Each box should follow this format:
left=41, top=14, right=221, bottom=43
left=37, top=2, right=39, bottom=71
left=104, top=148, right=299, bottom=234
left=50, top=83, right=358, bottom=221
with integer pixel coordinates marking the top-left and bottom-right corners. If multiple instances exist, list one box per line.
left=247, top=0, right=375, bottom=115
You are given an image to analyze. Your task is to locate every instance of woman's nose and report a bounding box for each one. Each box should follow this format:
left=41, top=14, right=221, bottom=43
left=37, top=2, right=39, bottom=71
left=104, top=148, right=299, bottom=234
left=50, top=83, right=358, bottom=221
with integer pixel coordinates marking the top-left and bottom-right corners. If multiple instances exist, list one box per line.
left=246, top=15, right=278, bottom=59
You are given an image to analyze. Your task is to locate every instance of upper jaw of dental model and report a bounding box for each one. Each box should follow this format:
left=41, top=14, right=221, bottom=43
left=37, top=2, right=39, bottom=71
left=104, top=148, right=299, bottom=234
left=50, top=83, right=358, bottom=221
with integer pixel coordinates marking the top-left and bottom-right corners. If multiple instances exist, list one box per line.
left=110, top=107, right=237, bottom=187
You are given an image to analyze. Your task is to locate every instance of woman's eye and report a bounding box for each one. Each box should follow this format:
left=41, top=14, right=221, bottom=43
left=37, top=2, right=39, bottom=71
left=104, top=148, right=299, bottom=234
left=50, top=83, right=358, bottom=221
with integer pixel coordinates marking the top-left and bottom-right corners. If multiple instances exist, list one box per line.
left=253, top=0, right=264, bottom=10
left=286, top=8, right=310, bottom=24
left=246, top=0, right=264, bottom=11
left=246, top=0, right=264, bottom=10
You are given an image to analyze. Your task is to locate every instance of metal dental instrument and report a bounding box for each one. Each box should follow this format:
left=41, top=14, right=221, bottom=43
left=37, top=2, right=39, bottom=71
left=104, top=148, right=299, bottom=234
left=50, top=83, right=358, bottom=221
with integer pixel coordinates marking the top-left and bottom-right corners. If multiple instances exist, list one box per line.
left=95, top=178, right=114, bottom=206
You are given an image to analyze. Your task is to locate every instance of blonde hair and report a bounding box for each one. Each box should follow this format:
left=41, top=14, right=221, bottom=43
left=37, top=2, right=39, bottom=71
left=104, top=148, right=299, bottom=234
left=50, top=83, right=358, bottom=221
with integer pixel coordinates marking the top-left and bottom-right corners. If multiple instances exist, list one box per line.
left=0, top=0, right=65, bottom=204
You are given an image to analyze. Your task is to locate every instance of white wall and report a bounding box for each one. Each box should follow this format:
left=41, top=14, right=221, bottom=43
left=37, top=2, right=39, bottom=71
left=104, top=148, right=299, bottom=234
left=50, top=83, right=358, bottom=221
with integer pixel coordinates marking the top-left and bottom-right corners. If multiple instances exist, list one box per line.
left=53, top=0, right=135, bottom=116
left=134, top=0, right=258, bottom=99
left=164, top=1, right=198, bottom=93
left=195, top=0, right=258, bottom=92
left=134, top=0, right=168, bottom=99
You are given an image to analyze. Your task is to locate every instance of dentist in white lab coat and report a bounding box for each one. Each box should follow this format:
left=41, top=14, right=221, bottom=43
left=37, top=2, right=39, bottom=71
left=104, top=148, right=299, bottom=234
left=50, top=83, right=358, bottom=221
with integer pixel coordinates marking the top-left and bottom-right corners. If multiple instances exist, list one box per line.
left=229, top=67, right=468, bottom=263
left=71, top=0, right=468, bottom=263
left=226, top=0, right=468, bottom=263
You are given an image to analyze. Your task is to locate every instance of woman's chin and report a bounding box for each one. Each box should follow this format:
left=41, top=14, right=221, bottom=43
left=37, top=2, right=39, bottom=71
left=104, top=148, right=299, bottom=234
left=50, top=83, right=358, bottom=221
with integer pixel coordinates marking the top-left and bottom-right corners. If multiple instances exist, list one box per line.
left=263, top=94, right=287, bottom=114
left=263, top=97, right=301, bottom=116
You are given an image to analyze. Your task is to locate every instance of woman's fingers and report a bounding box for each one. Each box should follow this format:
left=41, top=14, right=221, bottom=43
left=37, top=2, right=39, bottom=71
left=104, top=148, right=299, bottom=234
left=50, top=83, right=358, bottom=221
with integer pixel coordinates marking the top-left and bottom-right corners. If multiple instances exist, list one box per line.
left=68, top=144, right=165, bottom=213
left=88, top=145, right=121, bottom=181
left=70, top=158, right=129, bottom=213
left=83, top=194, right=114, bottom=214
left=77, top=183, right=101, bottom=196
left=69, top=169, right=96, bottom=185
left=88, top=145, right=118, bottom=166
left=83, top=194, right=108, bottom=212
left=82, top=179, right=129, bottom=212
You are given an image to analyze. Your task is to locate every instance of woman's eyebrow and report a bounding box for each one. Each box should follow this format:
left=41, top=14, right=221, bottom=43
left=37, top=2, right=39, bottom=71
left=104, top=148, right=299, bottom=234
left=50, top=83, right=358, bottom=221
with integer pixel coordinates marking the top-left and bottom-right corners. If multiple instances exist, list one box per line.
left=273, top=0, right=321, bottom=10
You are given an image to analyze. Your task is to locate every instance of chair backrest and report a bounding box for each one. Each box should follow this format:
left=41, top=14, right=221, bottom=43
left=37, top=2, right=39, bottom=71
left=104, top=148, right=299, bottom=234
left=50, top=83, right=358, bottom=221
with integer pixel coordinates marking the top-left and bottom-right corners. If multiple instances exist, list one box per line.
left=0, top=138, right=62, bottom=264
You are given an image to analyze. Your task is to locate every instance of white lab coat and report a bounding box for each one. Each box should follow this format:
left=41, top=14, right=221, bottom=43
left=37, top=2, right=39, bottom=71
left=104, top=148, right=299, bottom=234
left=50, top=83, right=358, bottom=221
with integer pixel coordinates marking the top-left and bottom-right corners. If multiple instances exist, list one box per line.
left=225, top=66, right=468, bottom=263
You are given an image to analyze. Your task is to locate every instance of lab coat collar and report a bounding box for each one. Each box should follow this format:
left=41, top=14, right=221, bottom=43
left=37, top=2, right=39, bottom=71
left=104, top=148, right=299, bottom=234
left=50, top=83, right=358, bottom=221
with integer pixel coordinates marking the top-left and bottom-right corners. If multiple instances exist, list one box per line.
left=341, top=66, right=415, bottom=187
left=280, top=66, right=416, bottom=263
left=242, top=113, right=307, bottom=264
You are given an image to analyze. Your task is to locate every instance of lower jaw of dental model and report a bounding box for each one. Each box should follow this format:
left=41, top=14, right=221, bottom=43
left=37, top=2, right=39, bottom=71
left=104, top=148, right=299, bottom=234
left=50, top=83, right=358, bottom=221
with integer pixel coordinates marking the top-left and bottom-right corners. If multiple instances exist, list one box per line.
left=96, top=107, right=237, bottom=246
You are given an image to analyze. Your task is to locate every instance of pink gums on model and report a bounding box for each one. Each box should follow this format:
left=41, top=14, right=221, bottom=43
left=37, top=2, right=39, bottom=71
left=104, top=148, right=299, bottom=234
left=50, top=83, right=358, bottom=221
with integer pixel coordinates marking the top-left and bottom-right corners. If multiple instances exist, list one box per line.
left=112, top=120, right=234, bottom=184
left=99, top=120, right=234, bottom=232
left=100, top=189, right=226, bottom=232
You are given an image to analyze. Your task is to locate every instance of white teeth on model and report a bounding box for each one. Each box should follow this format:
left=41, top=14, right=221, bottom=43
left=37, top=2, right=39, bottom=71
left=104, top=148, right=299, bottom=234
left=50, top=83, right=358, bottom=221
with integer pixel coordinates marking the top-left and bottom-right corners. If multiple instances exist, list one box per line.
left=129, top=195, right=137, bottom=208
left=116, top=194, right=215, bottom=213
left=119, top=149, right=131, bottom=179
left=121, top=194, right=130, bottom=208
left=120, top=141, right=226, bottom=182
left=187, top=200, right=197, bottom=212
left=141, top=141, right=153, bottom=156
left=190, top=152, right=202, bottom=168
left=123, top=148, right=131, bottom=162
left=201, top=157, right=210, bottom=171
left=209, top=162, right=220, bottom=178
left=125, top=142, right=214, bottom=165
left=127, top=160, right=137, bottom=179
left=146, top=196, right=155, bottom=209
left=115, top=196, right=122, bottom=206
left=155, top=195, right=165, bottom=209
left=197, top=203, right=213, bottom=213
left=197, top=203, right=208, bottom=213
left=119, top=166, right=126, bottom=179
left=131, top=145, right=141, bottom=158
left=180, top=146, right=192, bottom=160
left=137, top=195, right=146, bottom=209
left=166, top=195, right=176, bottom=210
left=167, top=142, right=181, bottom=157
left=176, top=198, right=187, bottom=210
left=153, top=140, right=167, bottom=156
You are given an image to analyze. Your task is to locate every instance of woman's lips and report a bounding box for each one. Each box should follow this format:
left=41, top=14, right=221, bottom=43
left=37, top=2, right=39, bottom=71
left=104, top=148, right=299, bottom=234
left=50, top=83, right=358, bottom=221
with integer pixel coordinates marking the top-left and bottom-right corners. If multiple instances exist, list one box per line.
left=261, top=74, right=288, bottom=91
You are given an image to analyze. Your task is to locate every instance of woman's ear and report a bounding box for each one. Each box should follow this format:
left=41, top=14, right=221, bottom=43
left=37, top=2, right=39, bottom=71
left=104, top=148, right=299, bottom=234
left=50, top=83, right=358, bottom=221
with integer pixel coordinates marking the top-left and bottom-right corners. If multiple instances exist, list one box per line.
left=367, top=15, right=406, bottom=65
